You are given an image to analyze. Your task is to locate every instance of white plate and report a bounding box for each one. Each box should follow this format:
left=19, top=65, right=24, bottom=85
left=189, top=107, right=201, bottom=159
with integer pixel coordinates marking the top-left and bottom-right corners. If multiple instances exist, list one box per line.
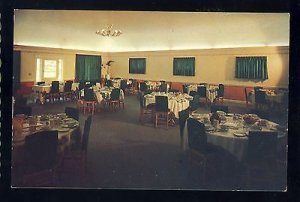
left=234, top=132, right=247, bottom=137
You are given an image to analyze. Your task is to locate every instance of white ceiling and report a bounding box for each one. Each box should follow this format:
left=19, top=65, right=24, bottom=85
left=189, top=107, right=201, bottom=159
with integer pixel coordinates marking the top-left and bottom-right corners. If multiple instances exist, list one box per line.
left=14, top=10, right=290, bottom=52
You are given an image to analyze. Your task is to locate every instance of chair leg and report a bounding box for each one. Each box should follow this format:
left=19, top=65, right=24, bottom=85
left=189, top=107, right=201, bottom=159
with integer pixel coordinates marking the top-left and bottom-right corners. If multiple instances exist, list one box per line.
left=166, top=114, right=168, bottom=129
left=92, top=103, right=95, bottom=115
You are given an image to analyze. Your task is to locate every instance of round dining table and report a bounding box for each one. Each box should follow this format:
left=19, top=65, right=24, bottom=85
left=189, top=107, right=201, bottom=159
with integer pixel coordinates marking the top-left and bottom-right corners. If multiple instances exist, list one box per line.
left=187, top=84, right=218, bottom=102
left=144, top=92, right=192, bottom=118
left=93, top=87, right=125, bottom=103
left=12, top=114, right=80, bottom=149
left=32, top=84, right=65, bottom=104
left=182, top=113, right=287, bottom=161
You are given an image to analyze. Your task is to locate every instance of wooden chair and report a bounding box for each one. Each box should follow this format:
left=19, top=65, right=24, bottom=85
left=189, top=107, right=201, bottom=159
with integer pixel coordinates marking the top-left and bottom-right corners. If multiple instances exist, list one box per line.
left=154, top=96, right=171, bottom=129
left=139, top=95, right=155, bottom=124
left=50, top=81, right=61, bottom=102
left=120, top=79, right=128, bottom=95
left=63, top=81, right=73, bottom=101
left=109, top=88, right=122, bottom=111
left=65, top=107, right=79, bottom=121
left=159, top=83, right=168, bottom=93
left=22, top=130, right=59, bottom=186
left=255, top=90, right=268, bottom=110
left=186, top=118, right=235, bottom=185
left=244, top=131, right=279, bottom=188
left=83, top=88, right=97, bottom=115
left=127, top=79, right=138, bottom=95
left=215, top=84, right=224, bottom=104
left=197, top=86, right=209, bottom=106
left=59, top=116, right=92, bottom=183
left=179, top=108, right=190, bottom=137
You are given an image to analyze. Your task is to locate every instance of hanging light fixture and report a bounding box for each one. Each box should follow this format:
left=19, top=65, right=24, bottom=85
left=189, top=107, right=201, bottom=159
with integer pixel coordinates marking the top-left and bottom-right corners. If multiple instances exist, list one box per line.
left=96, top=24, right=122, bottom=37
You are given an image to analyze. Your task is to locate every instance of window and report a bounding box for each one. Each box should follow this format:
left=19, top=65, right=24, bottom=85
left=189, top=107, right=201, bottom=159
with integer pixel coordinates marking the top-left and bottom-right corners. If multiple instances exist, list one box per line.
left=36, top=58, right=63, bottom=82
left=75, top=54, right=101, bottom=82
left=129, top=58, right=146, bottom=74
left=235, top=56, right=268, bottom=80
left=173, top=57, right=195, bottom=76
left=43, top=60, right=57, bottom=78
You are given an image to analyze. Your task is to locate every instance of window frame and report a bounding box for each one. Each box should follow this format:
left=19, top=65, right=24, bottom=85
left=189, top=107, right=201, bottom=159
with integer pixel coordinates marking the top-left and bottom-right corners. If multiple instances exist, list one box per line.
left=36, top=57, right=64, bottom=83
left=173, top=57, right=196, bottom=76
left=235, top=56, right=268, bottom=80
left=129, top=58, right=146, bottom=74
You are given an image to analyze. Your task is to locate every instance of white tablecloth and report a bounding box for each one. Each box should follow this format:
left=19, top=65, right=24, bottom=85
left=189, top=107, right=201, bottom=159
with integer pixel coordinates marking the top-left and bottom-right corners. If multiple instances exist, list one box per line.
left=248, top=90, right=286, bottom=104
left=71, top=83, right=79, bottom=91
left=94, top=88, right=125, bottom=103
left=13, top=117, right=79, bottom=147
left=32, top=85, right=64, bottom=93
left=144, top=92, right=191, bottom=118
left=32, top=85, right=64, bottom=104
left=112, top=79, right=121, bottom=88
left=187, top=85, right=218, bottom=102
left=183, top=113, right=287, bottom=161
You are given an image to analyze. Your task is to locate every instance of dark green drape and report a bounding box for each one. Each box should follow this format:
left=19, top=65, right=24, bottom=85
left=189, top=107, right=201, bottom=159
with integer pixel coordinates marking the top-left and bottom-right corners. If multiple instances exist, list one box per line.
left=173, top=57, right=195, bottom=76
left=129, top=58, right=146, bottom=74
left=235, top=56, right=268, bottom=80
left=76, top=55, right=101, bottom=82
left=13, top=51, right=21, bottom=93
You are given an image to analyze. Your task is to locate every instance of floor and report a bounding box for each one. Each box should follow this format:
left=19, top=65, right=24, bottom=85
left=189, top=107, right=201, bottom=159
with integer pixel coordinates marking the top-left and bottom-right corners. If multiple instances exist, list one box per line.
left=12, top=94, right=288, bottom=190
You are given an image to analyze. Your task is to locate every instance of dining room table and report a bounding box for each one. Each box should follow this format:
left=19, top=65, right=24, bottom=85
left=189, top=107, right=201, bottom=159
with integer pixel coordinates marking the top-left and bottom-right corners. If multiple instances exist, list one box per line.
left=186, top=84, right=218, bottom=102
left=182, top=112, right=288, bottom=161
left=248, top=89, right=286, bottom=105
left=93, top=86, right=125, bottom=104
left=144, top=92, right=193, bottom=119
left=32, top=84, right=65, bottom=104
left=12, top=113, right=80, bottom=150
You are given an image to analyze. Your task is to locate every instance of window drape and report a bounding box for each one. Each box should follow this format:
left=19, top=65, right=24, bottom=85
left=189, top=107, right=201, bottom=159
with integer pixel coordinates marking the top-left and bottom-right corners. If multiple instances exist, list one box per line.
left=173, top=57, right=195, bottom=76
left=76, top=55, right=101, bottom=82
left=129, top=58, right=146, bottom=74
left=13, top=51, right=21, bottom=93
left=235, top=56, right=268, bottom=80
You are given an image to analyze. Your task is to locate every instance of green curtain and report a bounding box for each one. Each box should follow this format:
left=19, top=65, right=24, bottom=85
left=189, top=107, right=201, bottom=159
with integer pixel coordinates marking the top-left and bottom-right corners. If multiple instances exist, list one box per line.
left=13, top=51, right=21, bottom=93
left=76, top=55, right=101, bottom=82
left=129, top=58, right=146, bottom=74
left=235, top=56, right=268, bottom=80
left=173, top=57, right=195, bottom=76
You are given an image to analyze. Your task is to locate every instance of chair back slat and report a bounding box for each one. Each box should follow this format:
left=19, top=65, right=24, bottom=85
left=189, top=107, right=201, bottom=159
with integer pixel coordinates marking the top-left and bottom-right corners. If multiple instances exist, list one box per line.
left=84, top=88, right=96, bottom=101
left=247, top=131, right=277, bottom=163
left=197, top=86, right=207, bottom=98
left=51, top=81, right=59, bottom=93
left=82, top=116, right=92, bottom=151
left=106, top=80, right=113, bottom=87
left=255, top=90, right=267, bottom=104
left=187, top=118, right=208, bottom=152
left=64, top=81, right=73, bottom=92
left=179, top=109, right=190, bottom=136
left=218, top=84, right=224, bottom=97
left=155, top=96, right=168, bottom=112
left=159, top=83, right=168, bottom=93
left=110, top=88, right=121, bottom=100
left=24, top=130, right=58, bottom=172
left=65, top=107, right=79, bottom=121
left=140, top=82, right=148, bottom=92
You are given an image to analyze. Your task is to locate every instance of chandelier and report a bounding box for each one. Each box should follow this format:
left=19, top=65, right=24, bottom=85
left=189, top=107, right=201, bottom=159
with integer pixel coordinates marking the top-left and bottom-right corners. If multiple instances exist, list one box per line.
left=96, top=24, right=122, bottom=37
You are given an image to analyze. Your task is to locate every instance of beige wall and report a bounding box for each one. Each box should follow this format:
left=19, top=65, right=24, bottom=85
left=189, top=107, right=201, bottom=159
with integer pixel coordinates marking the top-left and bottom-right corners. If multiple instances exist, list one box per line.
left=14, top=46, right=108, bottom=83
left=15, top=45, right=289, bottom=88
left=109, top=46, right=289, bottom=88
